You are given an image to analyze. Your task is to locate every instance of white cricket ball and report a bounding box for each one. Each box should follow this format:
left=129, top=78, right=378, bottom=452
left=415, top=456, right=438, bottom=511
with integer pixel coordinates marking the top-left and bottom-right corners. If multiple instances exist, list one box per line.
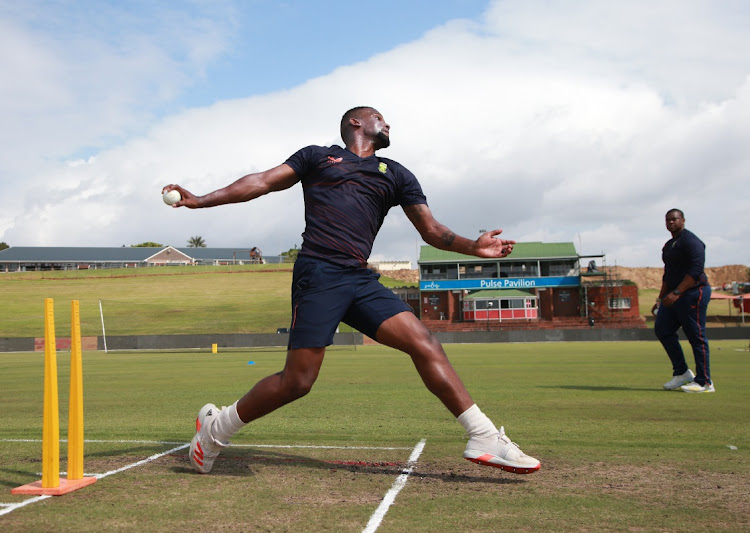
left=163, top=189, right=181, bottom=205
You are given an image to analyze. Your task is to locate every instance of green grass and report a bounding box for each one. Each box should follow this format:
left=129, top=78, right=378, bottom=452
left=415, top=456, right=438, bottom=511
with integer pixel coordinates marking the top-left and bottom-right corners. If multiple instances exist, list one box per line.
left=3, top=267, right=741, bottom=338
left=2, top=341, right=748, bottom=531
left=0, top=265, right=414, bottom=337
left=640, top=287, right=745, bottom=329
left=1, top=265, right=295, bottom=337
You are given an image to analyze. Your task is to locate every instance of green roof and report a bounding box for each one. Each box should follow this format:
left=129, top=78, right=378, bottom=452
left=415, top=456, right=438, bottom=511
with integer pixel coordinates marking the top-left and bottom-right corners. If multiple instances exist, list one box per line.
left=465, top=289, right=534, bottom=299
left=418, top=242, right=578, bottom=263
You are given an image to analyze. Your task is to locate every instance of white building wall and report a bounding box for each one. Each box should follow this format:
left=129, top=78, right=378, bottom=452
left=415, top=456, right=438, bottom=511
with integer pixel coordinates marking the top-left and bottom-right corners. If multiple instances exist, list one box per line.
left=369, top=260, right=412, bottom=271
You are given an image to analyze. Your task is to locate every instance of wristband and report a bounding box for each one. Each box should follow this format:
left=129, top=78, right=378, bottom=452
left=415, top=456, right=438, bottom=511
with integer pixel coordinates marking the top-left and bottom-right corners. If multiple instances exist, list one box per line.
left=655, top=299, right=661, bottom=304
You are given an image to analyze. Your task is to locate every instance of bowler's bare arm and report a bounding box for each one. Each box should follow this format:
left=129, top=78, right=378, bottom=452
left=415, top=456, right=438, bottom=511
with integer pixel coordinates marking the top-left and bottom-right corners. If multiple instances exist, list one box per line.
left=403, top=203, right=514, bottom=259
left=163, top=164, right=300, bottom=209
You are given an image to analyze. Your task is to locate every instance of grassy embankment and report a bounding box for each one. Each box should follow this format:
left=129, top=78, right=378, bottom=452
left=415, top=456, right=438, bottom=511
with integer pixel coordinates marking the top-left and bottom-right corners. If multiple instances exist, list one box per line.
left=1, top=266, right=743, bottom=338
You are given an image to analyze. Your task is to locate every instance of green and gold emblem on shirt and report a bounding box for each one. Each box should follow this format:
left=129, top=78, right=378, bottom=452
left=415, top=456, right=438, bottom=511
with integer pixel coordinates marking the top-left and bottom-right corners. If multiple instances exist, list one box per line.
left=378, top=162, right=387, bottom=174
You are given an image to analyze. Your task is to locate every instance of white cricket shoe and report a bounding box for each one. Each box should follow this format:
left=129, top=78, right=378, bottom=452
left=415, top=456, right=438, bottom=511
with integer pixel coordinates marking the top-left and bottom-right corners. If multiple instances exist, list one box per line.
left=189, top=403, right=225, bottom=474
left=664, top=369, right=695, bottom=390
left=463, top=427, right=541, bottom=474
left=680, top=381, right=715, bottom=393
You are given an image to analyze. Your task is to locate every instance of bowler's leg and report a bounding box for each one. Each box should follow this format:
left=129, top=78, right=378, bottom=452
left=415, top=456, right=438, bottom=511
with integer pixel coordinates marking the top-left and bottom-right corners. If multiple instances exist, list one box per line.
left=374, top=311, right=472, bottom=416
left=189, top=347, right=325, bottom=474
left=375, top=311, right=541, bottom=474
left=236, top=347, right=326, bottom=422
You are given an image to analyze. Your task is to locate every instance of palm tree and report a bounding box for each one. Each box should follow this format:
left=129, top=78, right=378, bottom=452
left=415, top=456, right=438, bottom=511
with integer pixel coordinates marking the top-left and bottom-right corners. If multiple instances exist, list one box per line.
left=187, top=236, right=206, bottom=248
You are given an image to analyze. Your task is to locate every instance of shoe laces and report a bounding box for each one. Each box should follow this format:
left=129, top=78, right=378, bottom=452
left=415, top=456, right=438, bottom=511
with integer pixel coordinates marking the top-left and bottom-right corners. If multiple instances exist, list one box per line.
left=200, top=413, right=225, bottom=451
left=497, top=427, right=524, bottom=455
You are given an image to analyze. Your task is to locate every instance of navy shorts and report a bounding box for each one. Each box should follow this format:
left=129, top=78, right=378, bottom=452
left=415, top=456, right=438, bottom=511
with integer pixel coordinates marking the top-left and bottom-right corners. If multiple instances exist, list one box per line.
left=288, top=255, right=412, bottom=349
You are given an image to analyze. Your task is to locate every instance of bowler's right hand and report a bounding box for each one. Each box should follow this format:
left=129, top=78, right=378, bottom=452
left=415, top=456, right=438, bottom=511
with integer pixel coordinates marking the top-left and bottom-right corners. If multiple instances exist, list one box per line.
left=161, top=185, right=198, bottom=208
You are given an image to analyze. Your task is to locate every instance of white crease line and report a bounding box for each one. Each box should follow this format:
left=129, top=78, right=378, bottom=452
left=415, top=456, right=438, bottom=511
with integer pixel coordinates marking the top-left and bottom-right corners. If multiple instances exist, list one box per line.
left=0, top=443, right=188, bottom=518
left=93, top=443, right=190, bottom=479
left=0, top=496, right=52, bottom=516
left=226, top=443, right=412, bottom=450
left=1, top=439, right=186, bottom=445
left=1, top=438, right=414, bottom=518
left=362, top=438, right=426, bottom=533
left=0, top=438, right=411, bottom=450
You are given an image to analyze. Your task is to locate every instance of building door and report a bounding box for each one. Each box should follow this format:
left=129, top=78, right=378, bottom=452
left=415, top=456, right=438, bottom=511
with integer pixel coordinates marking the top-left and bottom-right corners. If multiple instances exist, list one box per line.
left=554, top=289, right=580, bottom=317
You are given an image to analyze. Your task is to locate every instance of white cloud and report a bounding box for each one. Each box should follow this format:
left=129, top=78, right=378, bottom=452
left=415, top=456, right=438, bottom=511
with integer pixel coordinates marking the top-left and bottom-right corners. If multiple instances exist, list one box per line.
left=1, top=0, right=749, bottom=268
left=0, top=2, right=233, bottom=166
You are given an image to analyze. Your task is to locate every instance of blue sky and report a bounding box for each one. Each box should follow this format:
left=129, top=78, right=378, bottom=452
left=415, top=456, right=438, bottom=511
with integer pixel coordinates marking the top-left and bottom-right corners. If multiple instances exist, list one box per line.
left=181, top=1, right=489, bottom=107
left=1, top=0, right=749, bottom=268
left=2, top=0, right=488, bottom=153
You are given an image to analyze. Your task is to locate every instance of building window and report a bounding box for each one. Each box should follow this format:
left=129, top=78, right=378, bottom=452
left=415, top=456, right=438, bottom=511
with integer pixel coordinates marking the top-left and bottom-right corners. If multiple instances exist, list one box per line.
left=609, top=297, right=631, bottom=309
left=459, top=263, right=497, bottom=279
left=541, top=260, right=578, bottom=277
left=502, top=262, right=538, bottom=277
left=463, top=295, right=539, bottom=321
left=422, top=265, right=449, bottom=280
left=475, top=300, right=499, bottom=310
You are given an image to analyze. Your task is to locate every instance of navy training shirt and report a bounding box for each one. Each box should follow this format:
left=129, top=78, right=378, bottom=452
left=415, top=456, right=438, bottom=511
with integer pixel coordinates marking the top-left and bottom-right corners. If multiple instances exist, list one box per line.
left=661, top=228, right=709, bottom=291
left=285, top=145, right=427, bottom=268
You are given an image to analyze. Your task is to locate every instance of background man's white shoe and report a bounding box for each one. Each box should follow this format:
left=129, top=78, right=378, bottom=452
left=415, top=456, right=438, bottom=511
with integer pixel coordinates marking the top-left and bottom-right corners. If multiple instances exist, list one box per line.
left=664, top=369, right=695, bottom=390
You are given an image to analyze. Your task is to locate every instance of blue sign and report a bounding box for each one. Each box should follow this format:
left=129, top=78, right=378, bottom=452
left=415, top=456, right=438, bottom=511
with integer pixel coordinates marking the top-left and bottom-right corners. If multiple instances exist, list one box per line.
left=419, top=276, right=579, bottom=291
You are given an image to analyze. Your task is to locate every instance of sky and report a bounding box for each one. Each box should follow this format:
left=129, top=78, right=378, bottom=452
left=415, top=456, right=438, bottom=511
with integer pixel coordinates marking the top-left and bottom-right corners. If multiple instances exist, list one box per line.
left=1, top=0, right=749, bottom=268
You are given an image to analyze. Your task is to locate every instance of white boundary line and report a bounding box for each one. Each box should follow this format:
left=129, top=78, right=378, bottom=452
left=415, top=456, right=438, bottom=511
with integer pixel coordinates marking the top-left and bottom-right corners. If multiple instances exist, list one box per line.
left=362, top=438, right=426, bottom=533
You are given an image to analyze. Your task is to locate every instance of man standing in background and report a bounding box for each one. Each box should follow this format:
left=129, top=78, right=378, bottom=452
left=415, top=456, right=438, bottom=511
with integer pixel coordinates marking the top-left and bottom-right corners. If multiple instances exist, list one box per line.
left=653, top=209, right=714, bottom=393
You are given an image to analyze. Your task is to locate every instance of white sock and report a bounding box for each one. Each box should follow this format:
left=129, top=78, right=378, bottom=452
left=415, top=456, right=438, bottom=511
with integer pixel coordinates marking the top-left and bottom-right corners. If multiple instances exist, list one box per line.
left=210, top=401, right=246, bottom=445
left=457, top=404, right=498, bottom=439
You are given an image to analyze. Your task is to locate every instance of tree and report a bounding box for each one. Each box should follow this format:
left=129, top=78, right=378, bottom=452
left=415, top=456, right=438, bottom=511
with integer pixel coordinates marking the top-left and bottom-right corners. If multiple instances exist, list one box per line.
left=131, top=242, right=163, bottom=247
left=280, top=245, right=299, bottom=263
left=0, top=242, right=8, bottom=251
left=188, top=236, right=207, bottom=248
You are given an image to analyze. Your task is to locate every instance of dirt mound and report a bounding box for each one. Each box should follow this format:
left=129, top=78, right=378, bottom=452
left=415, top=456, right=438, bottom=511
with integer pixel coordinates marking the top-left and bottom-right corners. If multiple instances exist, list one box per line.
left=380, top=268, right=420, bottom=284
left=608, top=265, right=748, bottom=290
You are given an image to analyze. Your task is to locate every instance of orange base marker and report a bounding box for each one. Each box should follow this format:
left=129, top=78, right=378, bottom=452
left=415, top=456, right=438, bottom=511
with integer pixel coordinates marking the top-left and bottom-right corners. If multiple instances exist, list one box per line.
left=12, top=476, right=97, bottom=496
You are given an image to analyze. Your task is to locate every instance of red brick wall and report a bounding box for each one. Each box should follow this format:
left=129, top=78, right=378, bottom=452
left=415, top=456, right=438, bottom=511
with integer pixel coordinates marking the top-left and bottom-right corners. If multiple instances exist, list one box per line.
left=585, top=285, right=640, bottom=318
left=421, top=291, right=450, bottom=321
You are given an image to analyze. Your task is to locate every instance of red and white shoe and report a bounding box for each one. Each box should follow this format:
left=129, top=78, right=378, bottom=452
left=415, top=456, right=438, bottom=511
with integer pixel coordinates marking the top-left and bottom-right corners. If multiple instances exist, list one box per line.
left=189, top=403, right=225, bottom=474
left=463, top=427, right=541, bottom=474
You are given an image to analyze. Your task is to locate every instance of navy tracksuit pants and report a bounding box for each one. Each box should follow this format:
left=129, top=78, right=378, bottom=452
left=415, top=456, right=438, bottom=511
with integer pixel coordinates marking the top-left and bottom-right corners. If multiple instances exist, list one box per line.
left=654, top=284, right=712, bottom=385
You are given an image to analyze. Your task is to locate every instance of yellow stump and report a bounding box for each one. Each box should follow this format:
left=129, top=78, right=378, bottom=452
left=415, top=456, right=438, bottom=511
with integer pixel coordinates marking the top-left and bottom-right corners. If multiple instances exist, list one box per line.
left=212, top=343, right=218, bottom=354
left=68, top=300, right=84, bottom=480
left=42, top=298, right=60, bottom=489
left=12, top=299, right=97, bottom=496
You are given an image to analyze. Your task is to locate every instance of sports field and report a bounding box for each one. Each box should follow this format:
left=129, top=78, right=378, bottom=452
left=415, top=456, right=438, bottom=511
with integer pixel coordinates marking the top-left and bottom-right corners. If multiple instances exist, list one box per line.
left=1, top=341, right=748, bottom=531
left=0, top=266, right=743, bottom=338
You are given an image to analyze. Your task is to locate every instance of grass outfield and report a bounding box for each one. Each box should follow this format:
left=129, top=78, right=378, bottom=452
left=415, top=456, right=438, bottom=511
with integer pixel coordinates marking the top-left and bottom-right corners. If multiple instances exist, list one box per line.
left=0, top=264, right=296, bottom=337
left=0, top=265, right=418, bottom=337
left=1, top=267, right=742, bottom=338
left=1, top=341, right=748, bottom=531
